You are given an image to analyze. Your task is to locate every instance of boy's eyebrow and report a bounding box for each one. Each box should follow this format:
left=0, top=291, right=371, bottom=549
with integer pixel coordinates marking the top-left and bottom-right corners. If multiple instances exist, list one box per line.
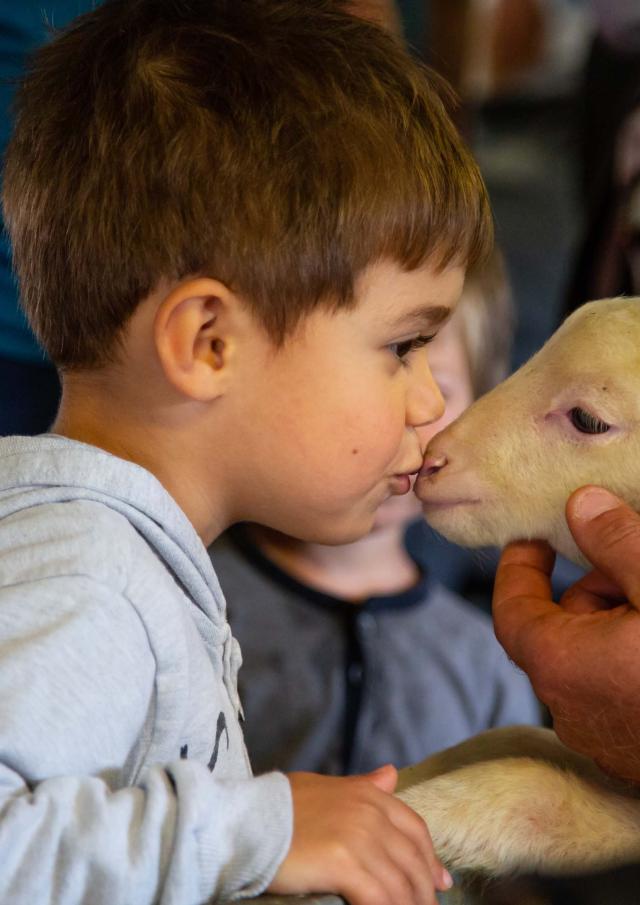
left=388, top=304, right=452, bottom=331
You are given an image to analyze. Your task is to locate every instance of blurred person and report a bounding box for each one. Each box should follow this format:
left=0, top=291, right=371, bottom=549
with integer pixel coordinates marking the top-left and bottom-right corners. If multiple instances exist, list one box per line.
left=209, top=252, right=541, bottom=777
left=427, top=0, right=589, bottom=106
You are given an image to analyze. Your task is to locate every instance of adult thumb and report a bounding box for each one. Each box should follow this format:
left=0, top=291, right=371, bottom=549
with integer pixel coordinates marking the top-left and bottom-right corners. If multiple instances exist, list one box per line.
left=567, top=485, right=640, bottom=604
left=363, top=763, right=398, bottom=793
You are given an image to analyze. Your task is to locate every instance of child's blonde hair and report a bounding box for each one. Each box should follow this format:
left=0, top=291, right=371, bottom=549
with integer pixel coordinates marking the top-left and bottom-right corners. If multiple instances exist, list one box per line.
left=457, top=248, right=513, bottom=399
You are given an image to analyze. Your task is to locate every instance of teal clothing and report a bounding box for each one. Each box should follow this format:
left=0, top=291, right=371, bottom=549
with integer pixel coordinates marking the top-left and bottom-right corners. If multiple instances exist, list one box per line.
left=0, top=3, right=93, bottom=364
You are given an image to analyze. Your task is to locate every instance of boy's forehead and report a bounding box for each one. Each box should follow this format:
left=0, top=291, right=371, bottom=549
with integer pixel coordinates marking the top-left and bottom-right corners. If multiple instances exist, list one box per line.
left=356, top=260, right=465, bottom=325
left=386, top=303, right=453, bottom=332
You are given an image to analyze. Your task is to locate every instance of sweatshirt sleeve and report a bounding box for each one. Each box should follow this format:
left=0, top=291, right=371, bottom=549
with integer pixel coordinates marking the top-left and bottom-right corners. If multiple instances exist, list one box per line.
left=0, top=577, right=293, bottom=904
left=0, top=760, right=292, bottom=904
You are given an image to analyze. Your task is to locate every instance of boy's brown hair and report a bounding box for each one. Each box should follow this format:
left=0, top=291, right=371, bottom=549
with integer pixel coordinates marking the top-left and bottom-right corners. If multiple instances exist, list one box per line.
left=3, top=0, right=493, bottom=370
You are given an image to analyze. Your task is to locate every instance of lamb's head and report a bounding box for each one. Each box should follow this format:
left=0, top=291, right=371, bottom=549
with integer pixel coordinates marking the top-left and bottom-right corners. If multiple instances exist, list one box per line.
left=415, top=298, right=640, bottom=567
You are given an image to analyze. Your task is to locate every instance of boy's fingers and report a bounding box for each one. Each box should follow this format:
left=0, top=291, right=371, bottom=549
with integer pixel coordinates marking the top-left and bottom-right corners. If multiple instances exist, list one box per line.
left=339, top=867, right=388, bottom=905
left=361, top=837, right=439, bottom=905
left=385, top=796, right=452, bottom=893
left=567, top=486, right=640, bottom=607
left=364, top=763, right=398, bottom=793
left=370, top=850, right=418, bottom=905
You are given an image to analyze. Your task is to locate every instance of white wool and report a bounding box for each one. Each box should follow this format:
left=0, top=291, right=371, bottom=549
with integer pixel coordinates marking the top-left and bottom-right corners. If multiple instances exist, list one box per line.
left=416, top=297, right=640, bottom=566
left=397, top=727, right=640, bottom=876
left=398, top=299, right=640, bottom=880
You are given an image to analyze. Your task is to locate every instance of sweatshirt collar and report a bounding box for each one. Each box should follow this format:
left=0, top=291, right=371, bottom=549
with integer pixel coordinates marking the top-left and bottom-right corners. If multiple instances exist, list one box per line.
left=0, top=434, right=226, bottom=625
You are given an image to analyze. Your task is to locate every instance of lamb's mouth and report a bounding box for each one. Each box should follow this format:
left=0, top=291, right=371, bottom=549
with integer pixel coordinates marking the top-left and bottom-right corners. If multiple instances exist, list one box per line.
left=420, top=498, right=482, bottom=512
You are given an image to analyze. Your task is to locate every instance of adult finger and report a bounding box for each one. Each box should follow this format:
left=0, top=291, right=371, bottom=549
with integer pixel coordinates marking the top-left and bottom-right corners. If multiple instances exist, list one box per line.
left=492, top=540, right=564, bottom=666
left=560, top=567, right=627, bottom=614
left=567, top=486, right=640, bottom=607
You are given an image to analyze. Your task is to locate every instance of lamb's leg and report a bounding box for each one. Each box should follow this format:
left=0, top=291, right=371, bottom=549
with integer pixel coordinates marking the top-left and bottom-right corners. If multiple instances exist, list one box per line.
left=397, top=726, right=640, bottom=876
left=397, top=725, right=612, bottom=791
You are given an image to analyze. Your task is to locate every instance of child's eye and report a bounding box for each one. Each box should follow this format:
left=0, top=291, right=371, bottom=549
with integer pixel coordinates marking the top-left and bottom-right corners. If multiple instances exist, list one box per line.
left=390, top=334, right=436, bottom=361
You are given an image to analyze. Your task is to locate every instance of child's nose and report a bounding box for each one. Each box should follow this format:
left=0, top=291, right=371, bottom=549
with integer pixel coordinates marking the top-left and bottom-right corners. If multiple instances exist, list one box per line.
left=407, top=365, right=445, bottom=427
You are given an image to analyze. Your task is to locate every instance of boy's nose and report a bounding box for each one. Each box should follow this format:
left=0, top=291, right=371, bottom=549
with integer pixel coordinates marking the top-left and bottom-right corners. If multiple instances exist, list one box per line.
left=407, top=367, right=445, bottom=427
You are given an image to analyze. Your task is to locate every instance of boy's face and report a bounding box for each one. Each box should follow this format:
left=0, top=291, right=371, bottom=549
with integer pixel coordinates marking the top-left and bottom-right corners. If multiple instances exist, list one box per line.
left=371, top=307, right=475, bottom=531
left=227, top=259, right=464, bottom=543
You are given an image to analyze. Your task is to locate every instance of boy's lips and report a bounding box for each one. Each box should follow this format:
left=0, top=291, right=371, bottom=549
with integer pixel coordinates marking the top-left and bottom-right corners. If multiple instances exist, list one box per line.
left=389, top=469, right=420, bottom=495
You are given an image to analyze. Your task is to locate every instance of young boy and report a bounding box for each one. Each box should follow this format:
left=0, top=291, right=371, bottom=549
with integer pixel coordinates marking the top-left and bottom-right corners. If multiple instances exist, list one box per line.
left=210, top=255, right=540, bottom=777
left=0, top=1, right=492, bottom=902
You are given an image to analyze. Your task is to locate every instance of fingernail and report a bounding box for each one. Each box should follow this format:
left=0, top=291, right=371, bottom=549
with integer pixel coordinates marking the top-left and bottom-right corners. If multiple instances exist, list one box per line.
left=441, top=869, right=454, bottom=889
left=573, top=487, right=618, bottom=521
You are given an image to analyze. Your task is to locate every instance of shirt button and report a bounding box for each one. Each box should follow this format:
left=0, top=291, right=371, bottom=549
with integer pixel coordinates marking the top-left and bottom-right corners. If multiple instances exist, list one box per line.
left=358, top=613, right=376, bottom=633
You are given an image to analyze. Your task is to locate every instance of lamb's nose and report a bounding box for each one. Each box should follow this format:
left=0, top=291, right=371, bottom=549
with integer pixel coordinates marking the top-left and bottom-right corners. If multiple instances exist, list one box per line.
left=420, top=453, right=448, bottom=477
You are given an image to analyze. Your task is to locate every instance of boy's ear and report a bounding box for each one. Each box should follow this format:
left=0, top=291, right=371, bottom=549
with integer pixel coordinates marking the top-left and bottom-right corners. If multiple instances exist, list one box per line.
left=154, top=278, right=237, bottom=401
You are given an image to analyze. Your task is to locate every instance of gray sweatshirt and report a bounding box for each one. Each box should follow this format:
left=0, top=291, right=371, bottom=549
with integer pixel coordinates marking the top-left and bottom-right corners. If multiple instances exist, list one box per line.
left=0, top=435, right=292, bottom=905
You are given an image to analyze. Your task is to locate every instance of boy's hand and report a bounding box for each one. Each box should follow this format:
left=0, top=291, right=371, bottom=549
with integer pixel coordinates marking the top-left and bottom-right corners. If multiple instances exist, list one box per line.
left=269, top=765, right=452, bottom=904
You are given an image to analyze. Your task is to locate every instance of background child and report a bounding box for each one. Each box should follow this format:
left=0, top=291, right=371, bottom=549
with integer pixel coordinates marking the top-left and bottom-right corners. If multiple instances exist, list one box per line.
left=210, top=252, right=540, bottom=776
left=0, top=0, right=492, bottom=902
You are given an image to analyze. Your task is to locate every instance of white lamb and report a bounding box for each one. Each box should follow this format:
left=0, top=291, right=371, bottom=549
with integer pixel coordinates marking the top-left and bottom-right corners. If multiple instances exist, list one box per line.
left=395, top=297, right=640, bottom=878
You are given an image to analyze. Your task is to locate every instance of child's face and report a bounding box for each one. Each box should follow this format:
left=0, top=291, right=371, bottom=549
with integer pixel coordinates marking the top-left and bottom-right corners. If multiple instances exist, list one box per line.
left=371, top=308, right=475, bottom=531
left=228, top=259, right=464, bottom=543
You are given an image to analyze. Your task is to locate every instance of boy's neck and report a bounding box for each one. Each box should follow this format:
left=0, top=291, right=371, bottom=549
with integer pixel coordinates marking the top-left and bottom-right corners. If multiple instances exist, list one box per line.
left=247, top=523, right=422, bottom=603
left=52, top=376, right=230, bottom=545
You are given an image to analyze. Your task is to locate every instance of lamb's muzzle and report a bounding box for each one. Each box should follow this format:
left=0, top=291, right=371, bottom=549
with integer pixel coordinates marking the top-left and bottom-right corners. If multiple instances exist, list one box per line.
left=415, top=296, right=640, bottom=567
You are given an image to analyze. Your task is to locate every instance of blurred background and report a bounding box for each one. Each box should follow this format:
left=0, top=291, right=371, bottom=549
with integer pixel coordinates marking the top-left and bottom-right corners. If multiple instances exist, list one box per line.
left=376, top=0, right=640, bottom=611
left=394, top=0, right=640, bottom=366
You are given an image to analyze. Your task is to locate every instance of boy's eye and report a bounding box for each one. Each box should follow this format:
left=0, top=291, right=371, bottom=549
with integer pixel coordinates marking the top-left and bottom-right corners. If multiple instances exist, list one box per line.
left=390, top=334, right=436, bottom=361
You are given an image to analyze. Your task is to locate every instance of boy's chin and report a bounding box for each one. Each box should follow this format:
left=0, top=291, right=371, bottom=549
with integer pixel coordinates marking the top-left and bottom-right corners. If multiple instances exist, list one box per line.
left=295, top=512, right=378, bottom=546
left=373, top=493, right=422, bottom=531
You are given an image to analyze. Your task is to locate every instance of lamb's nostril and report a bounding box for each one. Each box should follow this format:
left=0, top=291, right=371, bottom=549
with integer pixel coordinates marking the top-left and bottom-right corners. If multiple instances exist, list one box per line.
left=420, top=454, right=448, bottom=477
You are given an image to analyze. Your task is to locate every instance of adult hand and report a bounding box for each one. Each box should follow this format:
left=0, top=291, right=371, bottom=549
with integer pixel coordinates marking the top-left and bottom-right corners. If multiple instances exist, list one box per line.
left=493, top=485, right=640, bottom=784
left=268, top=764, right=453, bottom=904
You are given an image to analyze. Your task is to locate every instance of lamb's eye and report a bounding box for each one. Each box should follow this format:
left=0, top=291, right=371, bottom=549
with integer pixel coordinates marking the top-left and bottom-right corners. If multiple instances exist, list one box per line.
left=569, top=406, right=610, bottom=435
